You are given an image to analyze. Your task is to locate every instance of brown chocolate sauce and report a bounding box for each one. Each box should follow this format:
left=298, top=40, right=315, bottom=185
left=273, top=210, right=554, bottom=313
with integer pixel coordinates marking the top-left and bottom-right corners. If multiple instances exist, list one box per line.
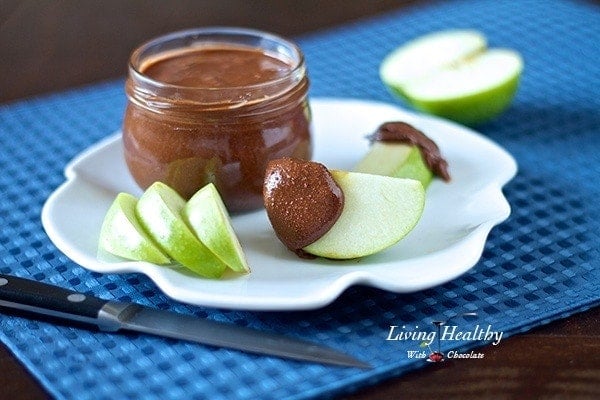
left=370, top=122, right=451, bottom=181
left=263, top=158, right=344, bottom=252
left=123, top=44, right=311, bottom=212
left=141, top=46, right=291, bottom=88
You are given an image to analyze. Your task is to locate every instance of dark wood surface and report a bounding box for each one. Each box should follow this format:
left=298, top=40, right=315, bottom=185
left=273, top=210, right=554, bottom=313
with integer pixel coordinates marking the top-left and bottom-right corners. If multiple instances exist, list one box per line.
left=0, top=0, right=425, bottom=103
left=1, top=1, right=599, bottom=399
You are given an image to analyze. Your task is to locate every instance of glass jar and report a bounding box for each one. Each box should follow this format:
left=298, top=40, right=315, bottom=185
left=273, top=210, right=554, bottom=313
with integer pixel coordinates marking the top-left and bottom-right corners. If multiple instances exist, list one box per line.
left=122, top=27, right=312, bottom=212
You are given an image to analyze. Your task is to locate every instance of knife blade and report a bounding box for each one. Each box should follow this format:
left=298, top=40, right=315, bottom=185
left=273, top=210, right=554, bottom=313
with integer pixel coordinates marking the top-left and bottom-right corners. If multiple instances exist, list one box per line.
left=0, top=274, right=370, bottom=369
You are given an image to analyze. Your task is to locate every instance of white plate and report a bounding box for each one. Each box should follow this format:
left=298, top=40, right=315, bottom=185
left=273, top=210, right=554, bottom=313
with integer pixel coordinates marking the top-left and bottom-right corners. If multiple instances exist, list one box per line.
left=41, top=98, right=517, bottom=310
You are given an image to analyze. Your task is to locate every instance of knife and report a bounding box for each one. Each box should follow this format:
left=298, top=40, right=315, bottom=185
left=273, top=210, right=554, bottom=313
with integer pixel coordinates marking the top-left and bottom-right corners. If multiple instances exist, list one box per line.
left=0, top=274, right=370, bottom=369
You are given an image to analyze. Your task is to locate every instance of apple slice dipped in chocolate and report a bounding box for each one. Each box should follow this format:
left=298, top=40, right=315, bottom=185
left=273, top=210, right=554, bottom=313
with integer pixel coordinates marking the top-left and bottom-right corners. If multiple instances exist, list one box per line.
left=264, top=158, right=425, bottom=259
left=354, top=121, right=450, bottom=188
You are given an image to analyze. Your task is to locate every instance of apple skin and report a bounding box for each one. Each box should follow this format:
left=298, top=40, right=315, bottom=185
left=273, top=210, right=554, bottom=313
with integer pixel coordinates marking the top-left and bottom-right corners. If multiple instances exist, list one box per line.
left=136, top=182, right=227, bottom=279
left=98, top=192, right=171, bottom=264
left=406, top=72, right=521, bottom=126
left=184, top=183, right=250, bottom=274
left=354, top=142, right=433, bottom=188
left=394, top=144, right=434, bottom=188
left=302, top=171, right=425, bottom=259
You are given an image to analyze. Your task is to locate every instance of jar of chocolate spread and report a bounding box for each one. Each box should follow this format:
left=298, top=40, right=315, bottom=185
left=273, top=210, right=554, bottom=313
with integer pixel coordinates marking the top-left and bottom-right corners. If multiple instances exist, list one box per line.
left=122, top=27, right=312, bottom=212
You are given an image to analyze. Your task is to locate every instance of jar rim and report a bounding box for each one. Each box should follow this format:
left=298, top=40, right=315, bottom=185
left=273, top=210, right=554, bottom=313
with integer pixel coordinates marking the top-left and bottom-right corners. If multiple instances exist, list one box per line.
left=128, top=26, right=306, bottom=95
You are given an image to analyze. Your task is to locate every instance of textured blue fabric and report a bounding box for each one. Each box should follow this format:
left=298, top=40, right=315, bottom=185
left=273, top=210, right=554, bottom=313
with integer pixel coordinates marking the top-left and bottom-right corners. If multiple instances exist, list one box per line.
left=1, top=0, right=599, bottom=399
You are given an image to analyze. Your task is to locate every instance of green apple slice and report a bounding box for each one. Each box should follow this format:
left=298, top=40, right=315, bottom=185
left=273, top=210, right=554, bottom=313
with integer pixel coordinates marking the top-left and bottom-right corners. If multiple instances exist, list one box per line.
left=380, top=30, right=523, bottom=125
left=136, top=182, right=227, bottom=278
left=184, top=183, right=250, bottom=274
left=98, top=193, right=170, bottom=264
left=354, top=142, right=433, bottom=188
left=303, top=171, right=425, bottom=259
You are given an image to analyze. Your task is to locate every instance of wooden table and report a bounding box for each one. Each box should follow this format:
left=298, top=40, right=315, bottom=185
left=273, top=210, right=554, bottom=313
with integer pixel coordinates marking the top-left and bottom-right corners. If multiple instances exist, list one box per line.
left=1, top=1, right=599, bottom=398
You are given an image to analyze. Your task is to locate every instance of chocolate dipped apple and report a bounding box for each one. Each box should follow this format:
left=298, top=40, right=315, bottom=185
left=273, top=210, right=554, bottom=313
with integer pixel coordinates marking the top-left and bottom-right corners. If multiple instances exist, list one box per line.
left=264, top=158, right=425, bottom=259
left=354, top=121, right=450, bottom=187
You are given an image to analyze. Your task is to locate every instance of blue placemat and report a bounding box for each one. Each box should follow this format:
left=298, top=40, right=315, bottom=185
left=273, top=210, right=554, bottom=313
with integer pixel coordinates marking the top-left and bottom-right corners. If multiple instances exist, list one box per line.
left=1, top=0, right=599, bottom=399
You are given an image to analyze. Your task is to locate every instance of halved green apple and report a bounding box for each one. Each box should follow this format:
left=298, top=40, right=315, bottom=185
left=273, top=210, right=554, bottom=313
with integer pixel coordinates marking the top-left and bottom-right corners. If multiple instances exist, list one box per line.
left=380, top=30, right=523, bottom=125
left=184, top=183, right=249, bottom=274
left=98, top=192, right=170, bottom=264
left=303, top=171, right=425, bottom=259
left=381, top=30, right=487, bottom=96
left=136, top=182, right=227, bottom=278
left=354, top=142, right=433, bottom=188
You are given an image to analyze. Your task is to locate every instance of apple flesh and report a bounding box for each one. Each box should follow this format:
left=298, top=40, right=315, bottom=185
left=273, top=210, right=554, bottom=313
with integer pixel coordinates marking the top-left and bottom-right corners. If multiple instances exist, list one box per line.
left=381, top=30, right=486, bottom=97
left=354, top=142, right=433, bottom=188
left=136, top=182, right=227, bottom=278
left=98, top=192, right=170, bottom=264
left=303, top=171, right=425, bottom=259
left=402, top=49, right=523, bottom=125
left=184, top=183, right=250, bottom=274
left=380, top=30, right=523, bottom=125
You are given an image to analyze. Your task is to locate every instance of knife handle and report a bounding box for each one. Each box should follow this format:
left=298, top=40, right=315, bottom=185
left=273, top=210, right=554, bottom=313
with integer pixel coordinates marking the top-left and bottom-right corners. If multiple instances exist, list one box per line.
left=0, top=274, right=109, bottom=323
